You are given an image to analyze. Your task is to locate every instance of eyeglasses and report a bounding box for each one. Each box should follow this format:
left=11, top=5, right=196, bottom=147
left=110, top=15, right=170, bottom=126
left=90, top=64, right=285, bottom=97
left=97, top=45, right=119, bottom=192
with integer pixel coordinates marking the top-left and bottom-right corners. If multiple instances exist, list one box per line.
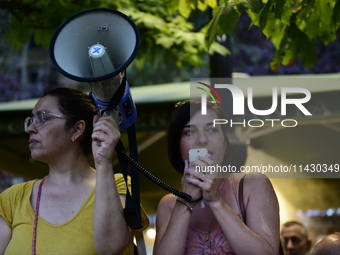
left=174, top=100, right=219, bottom=108
left=24, top=110, right=69, bottom=131
left=175, top=100, right=190, bottom=108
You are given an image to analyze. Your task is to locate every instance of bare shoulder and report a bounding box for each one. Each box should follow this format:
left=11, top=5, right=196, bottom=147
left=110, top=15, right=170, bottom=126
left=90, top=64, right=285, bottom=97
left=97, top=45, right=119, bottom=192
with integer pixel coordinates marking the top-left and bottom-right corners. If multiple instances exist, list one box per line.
left=239, top=173, right=278, bottom=206
left=239, top=173, right=279, bottom=224
left=242, top=173, right=274, bottom=192
left=237, top=174, right=280, bottom=251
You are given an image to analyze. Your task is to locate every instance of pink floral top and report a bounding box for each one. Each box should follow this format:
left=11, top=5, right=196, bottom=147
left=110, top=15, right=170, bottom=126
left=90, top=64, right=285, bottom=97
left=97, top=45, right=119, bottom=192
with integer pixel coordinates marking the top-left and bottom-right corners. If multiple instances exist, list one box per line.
left=184, top=177, right=244, bottom=255
left=184, top=214, right=244, bottom=255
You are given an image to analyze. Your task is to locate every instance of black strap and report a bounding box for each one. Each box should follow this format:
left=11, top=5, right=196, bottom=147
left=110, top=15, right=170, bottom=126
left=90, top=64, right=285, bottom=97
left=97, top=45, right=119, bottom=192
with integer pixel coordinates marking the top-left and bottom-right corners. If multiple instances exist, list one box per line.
left=108, top=73, right=142, bottom=230
left=116, top=126, right=143, bottom=230
left=238, top=175, right=284, bottom=255
left=101, top=74, right=127, bottom=115
left=127, top=124, right=142, bottom=228
left=238, top=175, right=247, bottom=224
left=117, top=139, right=131, bottom=199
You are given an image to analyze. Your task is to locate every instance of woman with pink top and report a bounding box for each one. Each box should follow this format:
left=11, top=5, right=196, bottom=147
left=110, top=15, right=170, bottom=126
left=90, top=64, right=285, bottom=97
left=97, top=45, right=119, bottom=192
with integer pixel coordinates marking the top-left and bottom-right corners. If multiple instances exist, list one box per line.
left=154, top=100, right=281, bottom=255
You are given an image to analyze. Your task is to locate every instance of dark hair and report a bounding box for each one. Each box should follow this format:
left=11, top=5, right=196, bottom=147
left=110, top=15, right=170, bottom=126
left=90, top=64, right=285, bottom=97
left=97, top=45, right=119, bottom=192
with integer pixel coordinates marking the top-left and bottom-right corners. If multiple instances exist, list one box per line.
left=43, top=87, right=97, bottom=157
left=167, top=99, right=230, bottom=173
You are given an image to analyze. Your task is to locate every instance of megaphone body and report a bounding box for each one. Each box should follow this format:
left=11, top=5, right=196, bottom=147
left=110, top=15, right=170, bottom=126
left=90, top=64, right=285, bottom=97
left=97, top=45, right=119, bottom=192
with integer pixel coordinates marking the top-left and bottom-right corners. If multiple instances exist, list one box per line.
left=90, top=79, right=136, bottom=130
left=49, top=8, right=140, bottom=130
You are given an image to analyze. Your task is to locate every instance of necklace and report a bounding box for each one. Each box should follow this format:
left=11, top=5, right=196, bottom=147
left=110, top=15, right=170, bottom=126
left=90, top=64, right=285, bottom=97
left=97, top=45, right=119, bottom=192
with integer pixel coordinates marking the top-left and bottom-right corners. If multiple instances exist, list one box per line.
left=219, top=178, right=226, bottom=191
left=32, top=176, right=47, bottom=255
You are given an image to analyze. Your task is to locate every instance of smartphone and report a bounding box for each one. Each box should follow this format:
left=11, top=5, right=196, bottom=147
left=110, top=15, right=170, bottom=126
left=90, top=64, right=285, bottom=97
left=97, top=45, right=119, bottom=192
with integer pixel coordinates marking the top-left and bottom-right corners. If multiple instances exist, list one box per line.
left=188, top=148, right=208, bottom=162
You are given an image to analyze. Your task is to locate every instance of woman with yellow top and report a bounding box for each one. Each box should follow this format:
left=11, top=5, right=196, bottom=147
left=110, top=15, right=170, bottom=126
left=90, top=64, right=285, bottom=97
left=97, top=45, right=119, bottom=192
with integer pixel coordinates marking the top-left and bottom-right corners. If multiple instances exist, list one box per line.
left=0, top=87, right=146, bottom=254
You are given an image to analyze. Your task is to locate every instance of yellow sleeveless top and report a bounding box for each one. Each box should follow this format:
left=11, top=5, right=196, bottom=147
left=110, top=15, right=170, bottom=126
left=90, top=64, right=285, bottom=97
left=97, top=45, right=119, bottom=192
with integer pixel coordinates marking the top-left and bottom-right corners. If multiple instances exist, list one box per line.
left=0, top=174, right=148, bottom=255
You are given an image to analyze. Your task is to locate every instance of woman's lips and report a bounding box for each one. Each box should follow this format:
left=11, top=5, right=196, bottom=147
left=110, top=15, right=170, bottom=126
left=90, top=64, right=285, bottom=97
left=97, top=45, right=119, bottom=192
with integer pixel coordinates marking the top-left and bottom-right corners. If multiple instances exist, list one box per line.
left=29, top=139, right=38, bottom=147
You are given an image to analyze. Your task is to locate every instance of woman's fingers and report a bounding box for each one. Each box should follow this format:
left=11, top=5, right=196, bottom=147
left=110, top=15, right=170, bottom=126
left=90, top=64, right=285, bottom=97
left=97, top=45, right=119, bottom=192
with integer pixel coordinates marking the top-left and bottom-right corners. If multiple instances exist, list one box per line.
left=186, top=160, right=222, bottom=204
left=92, top=115, right=120, bottom=145
left=92, top=115, right=121, bottom=165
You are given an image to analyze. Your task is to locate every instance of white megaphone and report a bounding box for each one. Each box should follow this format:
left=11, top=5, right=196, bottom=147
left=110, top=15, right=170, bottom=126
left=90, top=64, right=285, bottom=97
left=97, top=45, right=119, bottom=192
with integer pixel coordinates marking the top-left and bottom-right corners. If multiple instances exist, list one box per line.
left=49, top=8, right=140, bottom=130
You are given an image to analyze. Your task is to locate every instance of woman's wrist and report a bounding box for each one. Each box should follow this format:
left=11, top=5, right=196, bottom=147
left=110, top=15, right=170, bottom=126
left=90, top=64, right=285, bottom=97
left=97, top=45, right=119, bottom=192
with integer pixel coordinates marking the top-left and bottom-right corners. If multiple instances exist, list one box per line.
left=176, top=199, right=193, bottom=214
left=205, top=197, right=224, bottom=210
left=190, top=196, right=203, bottom=203
left=95, top=162, right=113, bottom=171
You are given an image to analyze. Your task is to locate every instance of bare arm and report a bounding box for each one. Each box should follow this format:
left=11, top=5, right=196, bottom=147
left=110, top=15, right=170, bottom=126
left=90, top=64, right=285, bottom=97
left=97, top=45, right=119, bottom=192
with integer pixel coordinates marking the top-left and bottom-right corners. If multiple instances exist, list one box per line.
left=154, top=161, right=202, bottom=255
left=188, top=172, right=280, bottom=255
left=213, top=175, right=279, bottom=254
left=153, top=195, right=192, bottom=255
left=92, top=115, right=132, bottom=255
left=0, top=216, right=11, bottom=255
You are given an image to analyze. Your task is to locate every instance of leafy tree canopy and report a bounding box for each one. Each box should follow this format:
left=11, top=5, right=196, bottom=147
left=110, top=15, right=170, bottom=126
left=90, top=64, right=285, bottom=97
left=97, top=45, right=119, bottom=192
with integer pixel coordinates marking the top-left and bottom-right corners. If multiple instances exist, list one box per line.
left=0, top=0, right=340, bottom=71
left=204, top=0, right=340, bottom=71
left=0, top=0, right=227, bottom=70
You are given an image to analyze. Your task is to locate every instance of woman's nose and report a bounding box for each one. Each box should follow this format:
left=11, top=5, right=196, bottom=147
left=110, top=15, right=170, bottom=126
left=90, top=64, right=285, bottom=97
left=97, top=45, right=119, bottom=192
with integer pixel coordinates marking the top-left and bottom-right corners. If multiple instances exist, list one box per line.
left=196, top=132, right=208, bottom=145
left=25, top=122, right=37, bottom=134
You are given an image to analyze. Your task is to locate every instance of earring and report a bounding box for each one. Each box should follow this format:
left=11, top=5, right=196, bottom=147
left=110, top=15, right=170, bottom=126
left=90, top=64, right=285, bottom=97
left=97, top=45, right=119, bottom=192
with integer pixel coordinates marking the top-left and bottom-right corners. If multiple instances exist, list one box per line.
left=72, top=138, right=76, bottom=145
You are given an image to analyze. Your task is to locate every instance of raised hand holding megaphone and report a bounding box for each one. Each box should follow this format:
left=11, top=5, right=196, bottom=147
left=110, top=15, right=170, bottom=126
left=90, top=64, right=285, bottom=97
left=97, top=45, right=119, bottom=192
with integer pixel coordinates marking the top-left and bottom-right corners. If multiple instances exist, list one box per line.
left=49, top=8, right=194, bottom=213
left=49, top=8, right=140, bottom=133
left=49, top=9, right=147, bottom=232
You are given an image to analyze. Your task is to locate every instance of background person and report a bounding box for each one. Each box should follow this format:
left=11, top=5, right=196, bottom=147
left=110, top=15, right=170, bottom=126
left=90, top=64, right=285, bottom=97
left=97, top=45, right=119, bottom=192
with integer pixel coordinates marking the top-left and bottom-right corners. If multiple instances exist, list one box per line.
left=280, top=221, right=312, bottom=255
left=153, top=100, right=281, bottom=255
left=0, top=87, right=147, bottom=255
left=310, top=232, right=340, bottom=255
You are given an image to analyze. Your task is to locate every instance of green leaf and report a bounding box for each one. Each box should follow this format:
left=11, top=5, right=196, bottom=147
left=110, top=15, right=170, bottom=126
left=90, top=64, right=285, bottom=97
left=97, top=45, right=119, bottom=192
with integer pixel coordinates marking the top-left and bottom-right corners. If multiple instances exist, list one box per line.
left=295, top=30, right=317, bottom=68
left=281, top=40, right=297, bottom=67
left=274, top=0, right=285, bottom=20
left=270, top=23, right=287, bottom=49
left=5, top=17, right=31, bottom=50
left=317, top=0, right=336, bottom=43
left=207, top=0, right=218, bottom=8
left=178, top=0, right=192, bottom=18
left=34, top=29, right=56, bottom=50
left=208, top=41, right=231, bottom=55
left=262, top=11, right=276, bottom=38
left=246, top=9, right=260, bottom=27
left=166, top=0, right=180, bottom=13
left=136, top=13, right=165, bottom=29
left=270, top=35, right=285, bottom=72
left=205, top=5, right=223, bottom=48
left=218, top=1, right=241, bottom=35
left=56, top=0, right=68, bottom=7
left=332, top=0, right=340, bottom=29
left=237, top=0, right=261, bottom=13
left=270, top=56, right=281, bottom=72
left=277, top=24, right=317, bottom=68
left=302, top=3, right=319, bottom=39
left=280, top=0, right=292, bottom=25
left=206, top=1, right=240, bottom=49
left=259, top=0, right=274, bottom=31
left=295, top=0, right=314, bottom=27
left=299, top=0, right=336, bottom=43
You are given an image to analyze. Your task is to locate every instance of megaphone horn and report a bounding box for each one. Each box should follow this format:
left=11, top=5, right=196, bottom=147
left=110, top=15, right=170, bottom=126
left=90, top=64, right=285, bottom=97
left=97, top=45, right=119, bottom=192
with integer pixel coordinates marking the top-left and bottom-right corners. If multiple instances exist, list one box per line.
left=49, top=8, right=140, bottom=130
